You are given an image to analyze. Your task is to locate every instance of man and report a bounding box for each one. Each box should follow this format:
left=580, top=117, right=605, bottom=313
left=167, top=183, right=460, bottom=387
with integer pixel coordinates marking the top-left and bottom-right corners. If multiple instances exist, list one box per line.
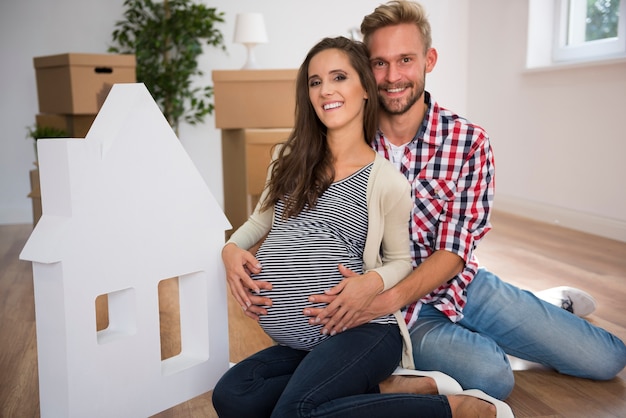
left=298, top=0, right=626, bottom=400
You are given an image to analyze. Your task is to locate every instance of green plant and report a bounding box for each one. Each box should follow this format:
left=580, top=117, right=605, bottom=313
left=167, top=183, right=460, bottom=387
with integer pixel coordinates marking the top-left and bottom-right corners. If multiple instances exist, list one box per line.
left=26, top=125, right=69, bottom=141
left=108, top=0, right=226, bottom=134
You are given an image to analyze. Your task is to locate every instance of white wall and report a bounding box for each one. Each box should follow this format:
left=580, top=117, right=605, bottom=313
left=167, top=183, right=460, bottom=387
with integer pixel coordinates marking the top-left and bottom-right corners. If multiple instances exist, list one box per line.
left=0, top=0, right=126, bottom=223
left=2, top=0, right=623, bottom=242
left=0, top=0, right=466, bottom=225
left=467, top=0, right=626, bottom=242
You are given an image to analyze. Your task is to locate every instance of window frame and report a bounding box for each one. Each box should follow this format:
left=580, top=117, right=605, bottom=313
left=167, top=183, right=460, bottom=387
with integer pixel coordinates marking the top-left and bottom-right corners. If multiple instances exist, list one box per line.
left=553, top=0, right=626, bottom=63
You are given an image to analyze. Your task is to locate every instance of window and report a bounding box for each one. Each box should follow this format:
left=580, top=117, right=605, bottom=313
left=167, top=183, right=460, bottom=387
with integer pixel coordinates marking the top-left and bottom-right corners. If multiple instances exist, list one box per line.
left=553, top=0, right=626, bottom=62
left=527, top=0, right=626, bottom=68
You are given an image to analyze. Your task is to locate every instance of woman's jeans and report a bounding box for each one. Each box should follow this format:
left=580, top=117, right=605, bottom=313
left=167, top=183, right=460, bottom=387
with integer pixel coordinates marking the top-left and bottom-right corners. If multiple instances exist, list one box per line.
left=212, top=323, right=452, bottom=418
left=410, top=268, right=626, bottom=400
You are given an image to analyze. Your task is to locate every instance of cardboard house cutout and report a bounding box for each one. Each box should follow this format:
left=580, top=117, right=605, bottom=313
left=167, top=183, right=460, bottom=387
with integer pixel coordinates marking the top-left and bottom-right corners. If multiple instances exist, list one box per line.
left=20, top=83, right=231, bottom=417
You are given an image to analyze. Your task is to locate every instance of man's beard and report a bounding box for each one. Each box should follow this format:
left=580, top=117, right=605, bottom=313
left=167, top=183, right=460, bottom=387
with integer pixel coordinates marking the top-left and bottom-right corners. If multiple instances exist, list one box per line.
left=378, top=79, right=424, bottom=116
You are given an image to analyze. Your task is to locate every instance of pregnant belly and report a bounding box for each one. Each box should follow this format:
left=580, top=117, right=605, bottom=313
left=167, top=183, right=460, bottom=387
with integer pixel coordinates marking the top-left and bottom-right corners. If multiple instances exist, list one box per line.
left=255, top=252, right=363, bottom=351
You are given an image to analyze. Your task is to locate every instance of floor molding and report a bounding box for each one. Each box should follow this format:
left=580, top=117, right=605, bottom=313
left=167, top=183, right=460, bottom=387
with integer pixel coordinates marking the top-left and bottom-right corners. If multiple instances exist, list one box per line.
left=495, top=195, right=626, bottom=243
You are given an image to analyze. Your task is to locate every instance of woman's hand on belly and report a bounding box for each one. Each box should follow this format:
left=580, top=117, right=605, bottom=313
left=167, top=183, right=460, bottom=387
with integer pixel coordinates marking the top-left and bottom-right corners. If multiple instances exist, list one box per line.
left=242, top=293, right=273, bottom=321
left=222, top=243, right=273, bottom=314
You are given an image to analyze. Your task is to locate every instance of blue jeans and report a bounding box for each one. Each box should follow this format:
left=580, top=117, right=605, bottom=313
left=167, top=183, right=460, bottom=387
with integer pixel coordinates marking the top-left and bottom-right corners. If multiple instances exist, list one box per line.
left=410, top=268, right=626, bottom=400
left=212, top=323, right=452, bottom=418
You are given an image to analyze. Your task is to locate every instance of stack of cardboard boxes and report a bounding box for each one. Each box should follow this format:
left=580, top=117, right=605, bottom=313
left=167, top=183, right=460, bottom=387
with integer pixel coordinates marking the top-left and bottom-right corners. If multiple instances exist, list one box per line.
left=29, top=53, right=136, bottom=225
left=212, top=69, right=296, bottom=236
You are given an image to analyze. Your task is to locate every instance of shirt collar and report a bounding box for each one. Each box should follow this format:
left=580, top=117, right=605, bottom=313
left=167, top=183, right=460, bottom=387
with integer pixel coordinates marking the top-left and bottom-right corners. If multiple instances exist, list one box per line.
left=416, top=91, right=440, bottom=146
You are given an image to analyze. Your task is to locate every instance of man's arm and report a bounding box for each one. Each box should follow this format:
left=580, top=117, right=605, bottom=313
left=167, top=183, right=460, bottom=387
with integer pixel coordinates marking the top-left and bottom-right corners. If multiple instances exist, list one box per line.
left=304, top=249, right=464, bottom=334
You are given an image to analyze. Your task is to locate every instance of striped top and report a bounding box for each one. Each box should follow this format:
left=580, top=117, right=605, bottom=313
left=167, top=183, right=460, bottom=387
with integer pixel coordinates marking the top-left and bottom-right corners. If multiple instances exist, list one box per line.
left=255, top=163, right=397, bottom=351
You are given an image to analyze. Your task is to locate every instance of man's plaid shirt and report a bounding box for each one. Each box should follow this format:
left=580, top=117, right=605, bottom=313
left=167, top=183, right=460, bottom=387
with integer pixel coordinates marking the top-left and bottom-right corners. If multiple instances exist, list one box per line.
left=372, top=92, right=495, bottom=327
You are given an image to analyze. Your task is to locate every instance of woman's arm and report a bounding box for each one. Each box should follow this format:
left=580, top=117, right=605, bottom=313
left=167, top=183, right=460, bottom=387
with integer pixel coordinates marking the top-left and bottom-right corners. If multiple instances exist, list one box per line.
left=222, top=149, right=279, bottom=312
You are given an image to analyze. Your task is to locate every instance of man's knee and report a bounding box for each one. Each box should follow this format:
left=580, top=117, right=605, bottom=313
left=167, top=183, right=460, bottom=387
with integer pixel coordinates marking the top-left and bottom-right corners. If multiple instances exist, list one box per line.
left=462, top=359, right=515, bottom=400
left=566, top=341, right=626, bottom=381
left=413, top=350, right=514, bottom=400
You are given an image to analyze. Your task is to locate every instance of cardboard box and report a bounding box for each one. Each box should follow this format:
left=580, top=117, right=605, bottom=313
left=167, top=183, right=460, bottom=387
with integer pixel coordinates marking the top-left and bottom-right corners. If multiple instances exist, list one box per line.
left=221, top=128, right=290, bottom=236
left=212, top=69, right=296, bottom=129
left=35, top=113, right=96, bottom=138
left=245, top=128, right=289, bottom=198
left=28, top=169, right=41, bottom=226
left=34, top=53, right=136, bottom=115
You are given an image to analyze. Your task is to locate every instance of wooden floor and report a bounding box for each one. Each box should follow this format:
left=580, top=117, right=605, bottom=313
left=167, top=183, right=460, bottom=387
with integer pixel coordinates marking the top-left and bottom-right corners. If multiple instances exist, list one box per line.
left=1, top=210, right=625, bottom=417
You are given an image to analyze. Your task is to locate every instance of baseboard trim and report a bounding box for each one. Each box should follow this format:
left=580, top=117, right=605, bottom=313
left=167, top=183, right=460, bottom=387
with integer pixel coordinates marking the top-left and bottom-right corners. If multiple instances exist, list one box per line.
left=0, top=207, right=32, bottom=226
left=495, top=195, right=626, bottom=243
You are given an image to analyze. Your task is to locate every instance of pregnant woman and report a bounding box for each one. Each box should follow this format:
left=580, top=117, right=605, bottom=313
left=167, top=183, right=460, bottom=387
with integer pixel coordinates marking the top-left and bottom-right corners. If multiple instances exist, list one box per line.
left=212, top=36, right=511, bottom=418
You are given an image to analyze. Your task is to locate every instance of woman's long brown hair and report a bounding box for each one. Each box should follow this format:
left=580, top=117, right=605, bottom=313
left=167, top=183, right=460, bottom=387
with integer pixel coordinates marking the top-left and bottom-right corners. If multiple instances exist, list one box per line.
left=260, top=36, right=379, bottom=219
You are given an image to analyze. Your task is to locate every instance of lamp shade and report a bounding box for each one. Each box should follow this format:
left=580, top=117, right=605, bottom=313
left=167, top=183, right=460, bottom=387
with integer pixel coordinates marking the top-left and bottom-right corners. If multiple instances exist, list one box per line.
left=233, top=13, right=268, bottom=45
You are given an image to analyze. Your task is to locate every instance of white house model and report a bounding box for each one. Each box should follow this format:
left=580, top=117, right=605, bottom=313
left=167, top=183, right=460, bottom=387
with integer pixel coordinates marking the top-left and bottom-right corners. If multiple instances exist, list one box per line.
left=20, top=83, right=231, bottom=417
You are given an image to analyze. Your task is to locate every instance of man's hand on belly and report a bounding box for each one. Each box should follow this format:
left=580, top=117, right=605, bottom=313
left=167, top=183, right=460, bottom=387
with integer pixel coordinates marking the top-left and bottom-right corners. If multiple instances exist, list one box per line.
left=303, top=264, right=384, bottom=335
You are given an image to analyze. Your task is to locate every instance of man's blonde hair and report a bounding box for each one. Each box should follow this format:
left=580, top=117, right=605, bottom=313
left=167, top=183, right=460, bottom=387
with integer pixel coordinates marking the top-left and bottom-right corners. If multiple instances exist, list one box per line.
left=360, top=1, right=432, bottom=53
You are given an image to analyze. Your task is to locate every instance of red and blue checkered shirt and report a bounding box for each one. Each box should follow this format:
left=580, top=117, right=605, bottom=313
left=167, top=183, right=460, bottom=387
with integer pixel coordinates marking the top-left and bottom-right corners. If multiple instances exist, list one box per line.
left=372, top=92, right=495, bottom=326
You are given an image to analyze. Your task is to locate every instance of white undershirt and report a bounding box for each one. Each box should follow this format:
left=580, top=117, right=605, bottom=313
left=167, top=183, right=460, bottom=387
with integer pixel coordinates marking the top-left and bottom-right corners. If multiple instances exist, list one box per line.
left=388, top=142, right=408, bottom=169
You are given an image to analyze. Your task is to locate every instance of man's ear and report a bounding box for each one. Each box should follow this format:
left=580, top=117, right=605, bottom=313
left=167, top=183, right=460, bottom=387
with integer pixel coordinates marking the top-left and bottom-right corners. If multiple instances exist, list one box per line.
left=425, top=47, right=438, bottom=73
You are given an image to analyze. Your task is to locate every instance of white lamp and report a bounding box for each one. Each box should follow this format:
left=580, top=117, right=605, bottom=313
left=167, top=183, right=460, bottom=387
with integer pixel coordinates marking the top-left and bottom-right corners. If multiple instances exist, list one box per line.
left=233, top=13, right=268, bottom=70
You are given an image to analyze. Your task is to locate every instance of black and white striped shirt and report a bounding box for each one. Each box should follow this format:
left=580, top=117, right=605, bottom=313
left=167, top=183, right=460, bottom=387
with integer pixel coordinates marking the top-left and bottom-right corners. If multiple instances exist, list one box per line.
left=255, top=163, right=396, bottom=351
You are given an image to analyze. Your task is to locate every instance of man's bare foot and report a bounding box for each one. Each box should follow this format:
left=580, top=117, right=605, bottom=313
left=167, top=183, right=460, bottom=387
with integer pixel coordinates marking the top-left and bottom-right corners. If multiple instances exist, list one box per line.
left=448, top=395, right=497, bottom=418
left=379, top=374, right=438, bottom=395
